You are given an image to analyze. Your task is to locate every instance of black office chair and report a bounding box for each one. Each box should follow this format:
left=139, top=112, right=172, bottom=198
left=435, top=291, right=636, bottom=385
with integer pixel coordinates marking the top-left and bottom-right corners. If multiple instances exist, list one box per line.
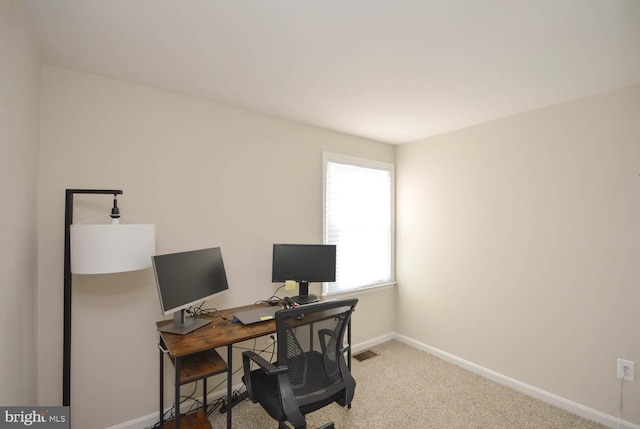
left=242, top=298, right=358, bottom=429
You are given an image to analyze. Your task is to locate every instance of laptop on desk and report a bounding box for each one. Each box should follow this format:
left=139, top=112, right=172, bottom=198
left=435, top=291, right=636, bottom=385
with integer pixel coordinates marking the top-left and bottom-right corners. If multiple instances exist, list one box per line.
left=234, top=306, right=281, bottom=325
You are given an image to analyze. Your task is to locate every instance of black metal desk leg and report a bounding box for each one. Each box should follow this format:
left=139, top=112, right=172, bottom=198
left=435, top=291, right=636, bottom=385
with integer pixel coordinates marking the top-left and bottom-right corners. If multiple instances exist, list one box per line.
left=203, top=377, right=208, bottom=412
left=159, top=345, right=164, bottom=427
left=348, top=319, right=352, bottom=369
left=348, top=319, right=352, bottom=409
left=175, top=357, right=181, bottom=428
left=227, top=345, right=233, bottom=429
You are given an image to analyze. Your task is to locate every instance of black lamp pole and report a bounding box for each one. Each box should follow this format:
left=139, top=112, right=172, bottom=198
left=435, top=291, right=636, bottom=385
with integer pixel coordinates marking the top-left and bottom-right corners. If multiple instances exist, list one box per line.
left=63, top=189, right=123, bottom=406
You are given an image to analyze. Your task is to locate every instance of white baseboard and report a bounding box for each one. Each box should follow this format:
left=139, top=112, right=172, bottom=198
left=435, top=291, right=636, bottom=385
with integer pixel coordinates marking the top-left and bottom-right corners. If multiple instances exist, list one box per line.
left=393, top=334, right=640, bottom=429
left=104, top=411, right=158, bottom=429
left=351, top=332, right=395, bottom=354
left=108, top=333, right=640, bottom=429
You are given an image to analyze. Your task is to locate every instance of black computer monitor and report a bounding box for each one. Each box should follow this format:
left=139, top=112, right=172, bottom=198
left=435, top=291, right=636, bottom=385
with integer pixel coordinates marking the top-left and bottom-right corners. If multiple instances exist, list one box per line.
left=153, top=246, right=229, bottom=334
left=271, top=243, right=336, bottom=304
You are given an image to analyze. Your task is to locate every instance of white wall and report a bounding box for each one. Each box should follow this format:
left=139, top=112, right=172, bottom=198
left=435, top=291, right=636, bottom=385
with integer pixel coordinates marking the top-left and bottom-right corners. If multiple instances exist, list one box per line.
left=0, top=0, right=41, bottom=406
left=36, top=66, right=395, bottom=428
left=396, top=83, right=640, bottom=425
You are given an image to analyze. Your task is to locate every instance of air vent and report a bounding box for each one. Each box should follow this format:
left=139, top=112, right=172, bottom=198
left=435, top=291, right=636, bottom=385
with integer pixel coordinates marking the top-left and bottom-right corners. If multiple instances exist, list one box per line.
left=353, top=350, right=378, bottom=362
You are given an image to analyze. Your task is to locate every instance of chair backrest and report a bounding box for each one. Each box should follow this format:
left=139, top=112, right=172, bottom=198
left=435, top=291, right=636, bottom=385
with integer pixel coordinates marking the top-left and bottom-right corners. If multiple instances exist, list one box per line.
left=275, top=299, right=358, bottom=403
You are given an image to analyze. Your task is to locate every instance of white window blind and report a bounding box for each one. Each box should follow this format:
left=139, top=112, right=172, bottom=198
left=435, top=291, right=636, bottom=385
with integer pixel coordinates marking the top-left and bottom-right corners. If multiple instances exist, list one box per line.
left=323, top=153, right=395, bottom=295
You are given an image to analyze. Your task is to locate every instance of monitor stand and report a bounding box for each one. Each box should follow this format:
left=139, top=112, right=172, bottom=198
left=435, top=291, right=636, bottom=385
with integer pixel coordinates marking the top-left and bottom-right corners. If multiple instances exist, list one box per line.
left=291, top=281, right=319, bottom=305
left=158, top=309, right=211, bottom=335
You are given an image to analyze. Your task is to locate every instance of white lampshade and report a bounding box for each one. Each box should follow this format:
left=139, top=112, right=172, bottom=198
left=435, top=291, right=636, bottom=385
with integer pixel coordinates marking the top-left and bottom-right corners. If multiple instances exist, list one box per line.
left=70, top=223, right=156, bottom=274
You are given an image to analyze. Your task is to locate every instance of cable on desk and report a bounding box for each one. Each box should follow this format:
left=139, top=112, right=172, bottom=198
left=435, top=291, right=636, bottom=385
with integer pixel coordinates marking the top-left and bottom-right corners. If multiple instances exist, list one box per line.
left=203, top=313, right=234, bottom=322
left=187, top=302, right=219, bottom=317
left=258, top=284, right=287, bottom=307
left=187, top=305, right=233, bottom=322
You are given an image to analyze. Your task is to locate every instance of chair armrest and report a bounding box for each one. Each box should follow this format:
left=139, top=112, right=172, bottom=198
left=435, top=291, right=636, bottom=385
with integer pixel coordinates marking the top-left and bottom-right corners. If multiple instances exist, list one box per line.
left=242, top=351, right=288, bottom=376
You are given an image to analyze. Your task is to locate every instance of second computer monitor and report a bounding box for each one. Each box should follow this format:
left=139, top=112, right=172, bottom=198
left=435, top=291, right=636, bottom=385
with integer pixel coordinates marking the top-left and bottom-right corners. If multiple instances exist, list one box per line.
left=271, top=243, right=336, bottom=304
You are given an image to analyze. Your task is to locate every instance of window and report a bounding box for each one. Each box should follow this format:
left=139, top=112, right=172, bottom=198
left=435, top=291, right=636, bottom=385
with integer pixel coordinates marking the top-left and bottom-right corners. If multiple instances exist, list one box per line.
left=323, top=152, right=395, bottom=295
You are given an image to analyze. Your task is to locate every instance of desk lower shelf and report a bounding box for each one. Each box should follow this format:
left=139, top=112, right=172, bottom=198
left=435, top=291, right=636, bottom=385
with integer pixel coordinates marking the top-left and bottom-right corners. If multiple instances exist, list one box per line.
left=171, top=349, right=227, bottom=384
left=162, top=410, right=211, bottom=429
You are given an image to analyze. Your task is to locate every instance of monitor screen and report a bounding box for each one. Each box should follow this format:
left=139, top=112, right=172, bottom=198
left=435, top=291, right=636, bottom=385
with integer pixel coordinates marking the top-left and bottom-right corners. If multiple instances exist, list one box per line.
left=153, top=246, right=229, bottom=316
left=272, top=244, right=336, bottom=304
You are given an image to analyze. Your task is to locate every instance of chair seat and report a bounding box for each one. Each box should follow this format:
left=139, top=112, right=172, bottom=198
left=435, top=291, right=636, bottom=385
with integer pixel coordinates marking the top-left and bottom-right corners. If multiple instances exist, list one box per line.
left=246, top=351, right=354, bottom=422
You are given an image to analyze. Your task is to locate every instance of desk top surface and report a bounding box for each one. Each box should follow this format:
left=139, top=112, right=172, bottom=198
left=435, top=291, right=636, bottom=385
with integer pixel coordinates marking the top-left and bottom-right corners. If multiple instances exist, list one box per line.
left=157, top=300, right=351, bottom=358
left=157, top=303, right=277, bottom=358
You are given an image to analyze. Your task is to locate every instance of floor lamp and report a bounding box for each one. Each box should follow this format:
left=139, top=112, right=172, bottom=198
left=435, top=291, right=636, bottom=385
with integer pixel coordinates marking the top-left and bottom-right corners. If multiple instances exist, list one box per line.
left=63, top=189, right=155, bottom=406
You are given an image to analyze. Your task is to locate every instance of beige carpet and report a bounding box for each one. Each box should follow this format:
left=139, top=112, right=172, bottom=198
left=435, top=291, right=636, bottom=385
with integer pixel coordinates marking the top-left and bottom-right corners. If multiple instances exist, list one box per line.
left=209, top=340, right=608, bottom=428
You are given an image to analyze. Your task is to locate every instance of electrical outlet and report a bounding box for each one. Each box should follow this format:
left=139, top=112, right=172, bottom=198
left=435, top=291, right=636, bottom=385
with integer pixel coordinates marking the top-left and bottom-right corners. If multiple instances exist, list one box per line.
left=617, top=358, right=635, bottom=382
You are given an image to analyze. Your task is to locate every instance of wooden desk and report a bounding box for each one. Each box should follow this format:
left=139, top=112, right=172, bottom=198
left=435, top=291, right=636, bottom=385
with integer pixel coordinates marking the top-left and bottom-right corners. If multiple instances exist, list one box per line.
left=157, top=301, right=353, bottom=429
left=157, top=303, right=278, bottom=429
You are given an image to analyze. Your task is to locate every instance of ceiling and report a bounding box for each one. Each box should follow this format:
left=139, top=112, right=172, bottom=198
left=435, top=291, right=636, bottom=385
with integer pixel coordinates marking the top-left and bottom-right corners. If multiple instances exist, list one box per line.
left=22, top=0, right=640, bottom=144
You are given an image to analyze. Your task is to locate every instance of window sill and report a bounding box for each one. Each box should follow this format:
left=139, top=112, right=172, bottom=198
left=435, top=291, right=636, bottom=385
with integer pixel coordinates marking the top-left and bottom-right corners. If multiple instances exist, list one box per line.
left=323, top=282, right=396, bottom=299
